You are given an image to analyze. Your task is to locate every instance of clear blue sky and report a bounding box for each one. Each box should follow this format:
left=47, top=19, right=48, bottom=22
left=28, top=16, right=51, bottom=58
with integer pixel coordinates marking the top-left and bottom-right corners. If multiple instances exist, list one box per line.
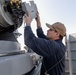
left=34, top=0, right=76, bottom=34
left=18, top=0, right=76, bottom=48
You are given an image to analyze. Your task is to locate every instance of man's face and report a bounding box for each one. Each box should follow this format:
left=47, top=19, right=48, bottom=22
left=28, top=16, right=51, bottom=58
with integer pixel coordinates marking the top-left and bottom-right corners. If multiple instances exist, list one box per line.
left=47, top=28, right=60, bottom=40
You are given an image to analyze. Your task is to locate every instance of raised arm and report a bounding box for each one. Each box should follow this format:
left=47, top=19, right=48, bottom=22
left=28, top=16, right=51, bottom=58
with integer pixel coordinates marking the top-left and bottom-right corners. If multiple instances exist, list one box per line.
left=35, top=12, right=47, bottom=39
left=24, top=12, right=59, bottom=57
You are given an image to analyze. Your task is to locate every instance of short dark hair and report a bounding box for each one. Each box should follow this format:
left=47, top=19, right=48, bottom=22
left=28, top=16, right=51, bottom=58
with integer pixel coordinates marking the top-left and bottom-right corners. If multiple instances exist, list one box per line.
left=59, top=35, right=63, bottom=39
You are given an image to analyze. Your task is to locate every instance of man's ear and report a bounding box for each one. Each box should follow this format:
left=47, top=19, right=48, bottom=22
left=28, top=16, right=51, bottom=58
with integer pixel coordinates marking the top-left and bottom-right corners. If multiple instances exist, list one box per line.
left=56, top=32, right=60, bottom=36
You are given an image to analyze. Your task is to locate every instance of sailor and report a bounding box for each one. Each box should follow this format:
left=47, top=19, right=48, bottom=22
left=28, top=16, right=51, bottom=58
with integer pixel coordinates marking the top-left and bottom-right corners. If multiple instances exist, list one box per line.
left=24, top=12, right=66, bottom=75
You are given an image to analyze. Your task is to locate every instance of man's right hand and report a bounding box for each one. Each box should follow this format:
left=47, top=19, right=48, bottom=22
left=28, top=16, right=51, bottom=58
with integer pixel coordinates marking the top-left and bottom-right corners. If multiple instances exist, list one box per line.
left=24, top=11, right=32, bottom=26
left=35, top=11, right=41, bottom=28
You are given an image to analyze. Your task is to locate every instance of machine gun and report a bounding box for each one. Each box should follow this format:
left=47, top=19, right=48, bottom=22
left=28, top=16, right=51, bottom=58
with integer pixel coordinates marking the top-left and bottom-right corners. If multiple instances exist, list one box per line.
left=0, top=0, right=41, bottom=75
left=0, top=0, right=37, bottom=33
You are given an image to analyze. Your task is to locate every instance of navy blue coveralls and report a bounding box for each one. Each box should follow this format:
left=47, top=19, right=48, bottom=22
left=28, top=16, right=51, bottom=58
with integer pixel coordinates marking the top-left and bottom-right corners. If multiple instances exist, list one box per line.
left=24, top=26, right=66, bottom=75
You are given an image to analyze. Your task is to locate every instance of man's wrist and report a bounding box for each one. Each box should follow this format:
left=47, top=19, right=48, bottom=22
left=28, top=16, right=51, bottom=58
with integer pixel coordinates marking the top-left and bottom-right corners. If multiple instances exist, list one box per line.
left=26, top=23, right=31, bottom=26
left=37, top=25, right=41, bottom=28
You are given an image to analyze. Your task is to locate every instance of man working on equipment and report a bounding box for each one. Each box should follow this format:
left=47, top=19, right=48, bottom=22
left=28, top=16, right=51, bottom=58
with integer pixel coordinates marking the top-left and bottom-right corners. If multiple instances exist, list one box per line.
left=24, top=12, right=66, bottom=75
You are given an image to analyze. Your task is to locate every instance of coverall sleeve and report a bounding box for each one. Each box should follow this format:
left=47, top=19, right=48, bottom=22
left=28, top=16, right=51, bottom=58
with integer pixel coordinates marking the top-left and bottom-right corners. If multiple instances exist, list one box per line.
left=36, top=28, right=47, bottom=39
left=24, top=26, right=60, bottom=57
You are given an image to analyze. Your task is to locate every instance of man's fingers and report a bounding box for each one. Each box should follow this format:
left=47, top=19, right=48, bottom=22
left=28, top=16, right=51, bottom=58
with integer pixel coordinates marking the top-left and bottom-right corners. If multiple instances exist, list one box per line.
left=24, top=11, right=30, bottom=17
left=37, top=11, right=39, bottom=14
left=24, top=14, right=27, bottom=17
left=27, top=11, right=30, bottom=17
left=36, top=11, right=39, bottom=17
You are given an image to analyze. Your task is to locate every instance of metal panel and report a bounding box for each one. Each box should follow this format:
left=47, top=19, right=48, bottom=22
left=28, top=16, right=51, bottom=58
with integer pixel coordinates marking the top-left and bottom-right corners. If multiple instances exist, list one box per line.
left=65, top=33, right=76, bottom=75
left=0, top=41, right=20, bottom=53
left=0, top=53, right=34, bottom=75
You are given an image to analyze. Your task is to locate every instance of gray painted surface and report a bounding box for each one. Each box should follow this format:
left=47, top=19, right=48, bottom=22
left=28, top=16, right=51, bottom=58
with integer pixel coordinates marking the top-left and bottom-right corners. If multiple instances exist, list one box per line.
left=0, top=0, right=40, bottom=75
left=65, top=33, right=76, bottom=75
left=22, top=1, right=38, bottom=20
left=0, top=41, right=20, bottom=53
left=0, top=4, right=14, bottom=27
left=0, top=53, right=34, bottom=75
